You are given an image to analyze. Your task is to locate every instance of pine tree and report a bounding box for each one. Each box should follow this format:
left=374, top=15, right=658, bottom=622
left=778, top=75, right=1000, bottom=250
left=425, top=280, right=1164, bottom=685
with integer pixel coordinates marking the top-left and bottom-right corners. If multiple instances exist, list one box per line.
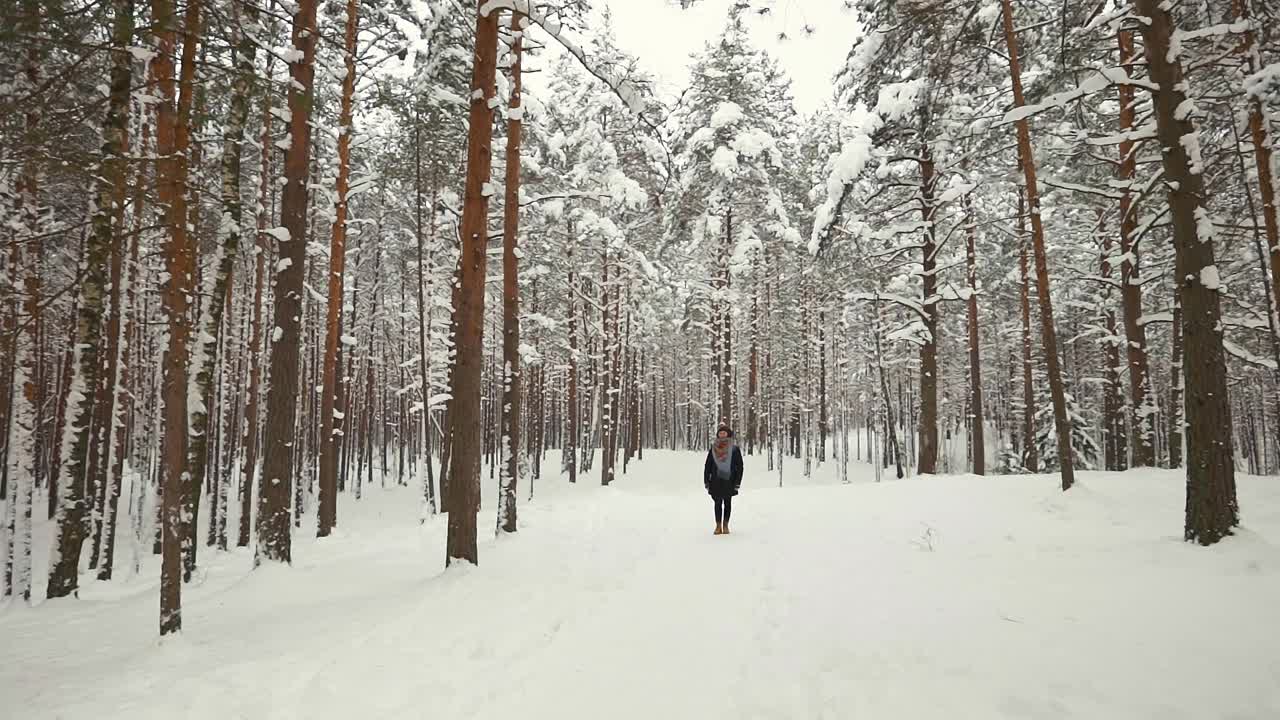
left=1129, top=0, right=1238, bottom=544
left=447, top=0, right=501, bottom=566
left=259, top=0, right=320, bottom=565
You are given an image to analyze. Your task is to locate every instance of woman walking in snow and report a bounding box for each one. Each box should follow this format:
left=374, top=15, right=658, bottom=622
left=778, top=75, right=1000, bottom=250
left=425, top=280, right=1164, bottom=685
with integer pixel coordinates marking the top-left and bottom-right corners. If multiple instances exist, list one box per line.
left=705, top=426, right=744, bottom=535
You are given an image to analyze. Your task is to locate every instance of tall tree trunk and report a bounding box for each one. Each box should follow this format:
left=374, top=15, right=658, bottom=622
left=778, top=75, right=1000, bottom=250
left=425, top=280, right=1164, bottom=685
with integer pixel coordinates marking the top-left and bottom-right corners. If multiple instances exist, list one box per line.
left=413, top=112, right=437, bottom=517
left=47, top=327, right=74, bottom=522
left=447, top=0, right=500, bottom=566
left=98, top=164, right=141, bottom=581
left=1100, top=212, right=1128, bottom=472
left=239, top=81, right=273, bottom=549
left=88, top=46, right=136, bottom=568
left=566, top=218, right=578, bottom=483
left=719, top=209, right=733, bottom=427
left=1169, top=293, right=1184, bottom=468
left=258, top=0, right=319, bottom=564
left=600, top=253, right=614, bottom=485
left=90, top=15, right=134, bottom=571
left=152, top=0, right=201, bottom=634
left=917, top=147, right=939, bottom=474
left=1017, top=191, right=1038, bottom=473
left=1000, top=0, right=1074, bottom=490
left=177, top=0, right=258, bottom=579
left=45, top=0, right=129, bottom=601
left=0, top=276, right=12, bottom=514
left=498, top=9, right=524, bottom=534
left=1131, top=0, right=1237, bottom=543
left=438, top=255, right=462, bottom=511
left=3, top=1, right=37, bottom=555
left=608, top=279, right=624, bottom=476
left=818, top=307, right=827, bottom=462
left=4, top=72, right=44, bottom=597
left=747, top=254, right=760, bottom=455
left=873, top=292, right=903, bottom=479
left=1116, top=29, right=1155, bottom=466
left=963, top=193, right=985, bottom=475
left=318, top=0, right=359, bottom=538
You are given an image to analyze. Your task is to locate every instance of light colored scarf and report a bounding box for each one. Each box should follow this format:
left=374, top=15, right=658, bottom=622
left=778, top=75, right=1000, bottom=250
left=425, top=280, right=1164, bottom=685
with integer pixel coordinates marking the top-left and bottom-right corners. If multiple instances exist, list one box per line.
left=712, top=438, right=734, bottom=479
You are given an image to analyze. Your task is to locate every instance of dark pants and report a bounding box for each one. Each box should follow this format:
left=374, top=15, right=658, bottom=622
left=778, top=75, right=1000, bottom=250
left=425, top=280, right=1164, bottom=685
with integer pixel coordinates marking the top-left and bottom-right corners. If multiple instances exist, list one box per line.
left=714, top=495, right=733, bottom=524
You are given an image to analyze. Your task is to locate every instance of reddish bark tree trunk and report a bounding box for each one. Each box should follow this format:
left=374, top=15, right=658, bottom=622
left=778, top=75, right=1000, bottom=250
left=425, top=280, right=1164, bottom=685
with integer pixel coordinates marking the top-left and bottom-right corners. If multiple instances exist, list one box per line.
left=447, top=0, right=500, bottom=566
left=152, top=0, right=201, bottom=633
left=1001, top=0, right=1074, bottom=489
left=318, top=0, right=359, bottom=538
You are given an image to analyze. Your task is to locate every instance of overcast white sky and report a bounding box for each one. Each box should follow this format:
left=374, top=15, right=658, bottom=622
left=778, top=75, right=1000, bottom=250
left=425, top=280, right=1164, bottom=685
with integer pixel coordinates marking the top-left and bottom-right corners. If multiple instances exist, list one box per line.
left=590, top=0, right=856, bottom=115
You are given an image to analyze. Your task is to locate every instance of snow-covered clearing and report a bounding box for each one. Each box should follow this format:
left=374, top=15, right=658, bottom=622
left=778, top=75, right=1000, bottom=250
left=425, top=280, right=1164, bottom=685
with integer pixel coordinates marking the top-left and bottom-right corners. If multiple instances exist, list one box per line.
left=3, top=452, right=1280, bottom=719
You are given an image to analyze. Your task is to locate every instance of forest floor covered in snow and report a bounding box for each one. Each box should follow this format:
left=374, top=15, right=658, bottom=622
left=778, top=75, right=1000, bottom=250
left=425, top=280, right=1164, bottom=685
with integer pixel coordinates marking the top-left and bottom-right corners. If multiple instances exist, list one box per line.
left=3, top=451, right=1280, bottom=719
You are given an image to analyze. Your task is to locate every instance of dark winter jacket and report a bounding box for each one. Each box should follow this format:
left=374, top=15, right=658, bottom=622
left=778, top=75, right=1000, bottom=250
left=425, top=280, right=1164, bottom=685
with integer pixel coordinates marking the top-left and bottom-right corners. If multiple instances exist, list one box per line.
left=704, top=446, right=744, bottom=497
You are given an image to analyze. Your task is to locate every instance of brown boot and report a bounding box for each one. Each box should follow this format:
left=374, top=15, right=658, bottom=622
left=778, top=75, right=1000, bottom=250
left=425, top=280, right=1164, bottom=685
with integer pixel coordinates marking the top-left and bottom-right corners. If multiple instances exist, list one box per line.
left=722, top=523, right=730, bottom=535
left=714, top=523, right=723, bottom=535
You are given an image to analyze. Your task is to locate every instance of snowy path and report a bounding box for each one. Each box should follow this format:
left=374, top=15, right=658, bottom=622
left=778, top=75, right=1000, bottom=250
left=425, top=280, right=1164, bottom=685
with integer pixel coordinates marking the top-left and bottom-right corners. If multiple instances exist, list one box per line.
left=3, top=451, right=1280, bottom=719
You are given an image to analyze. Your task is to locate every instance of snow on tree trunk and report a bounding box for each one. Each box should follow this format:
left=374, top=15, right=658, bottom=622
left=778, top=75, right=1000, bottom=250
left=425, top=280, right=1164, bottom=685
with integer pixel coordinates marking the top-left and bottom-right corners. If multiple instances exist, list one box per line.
left=447, top=0, right=501, bottom=566
left=151, top=0, right=201, bottom=634
left=747, top=254, right=760, bottom=455
left=498, top=9, right=524, bottom=535
left=413, top=111, right=437, bottom=519
left=963, top=193, right=985, bottom=475
left=179, top=0, right=259, bottom=576
left=1130, top=0, right=1238, bottom=544
left=90, top=0, right=138, bottom=582
left=1167, top=288, right=1185, bottom=468
left=4, top=0, right=45, bottom=603
left=718, top=209, right=733, bottom=431
left=818, top=307, right=827, bottom=464
left=1099, top=211, right=1128, bottom=472
left=1116, top=29, right=1156, bottom=467
left=46, top=0, right=127, bottom=601
left=873, top=292, right=903, bottom=480
left=258, top=0, right=319, bottom=565
left=318, top=0, right=359, bottom=539
left=239, top=83, right=274, bottom=550
left=916, top=147, right=940, bottom=475
left=439, top=255, right=463, bottom=512
left=1016, top=191, right=1038, bottom=473
left=4, top=195, right=40, bottom=603
left=566, top=218, right=579, bottom=484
